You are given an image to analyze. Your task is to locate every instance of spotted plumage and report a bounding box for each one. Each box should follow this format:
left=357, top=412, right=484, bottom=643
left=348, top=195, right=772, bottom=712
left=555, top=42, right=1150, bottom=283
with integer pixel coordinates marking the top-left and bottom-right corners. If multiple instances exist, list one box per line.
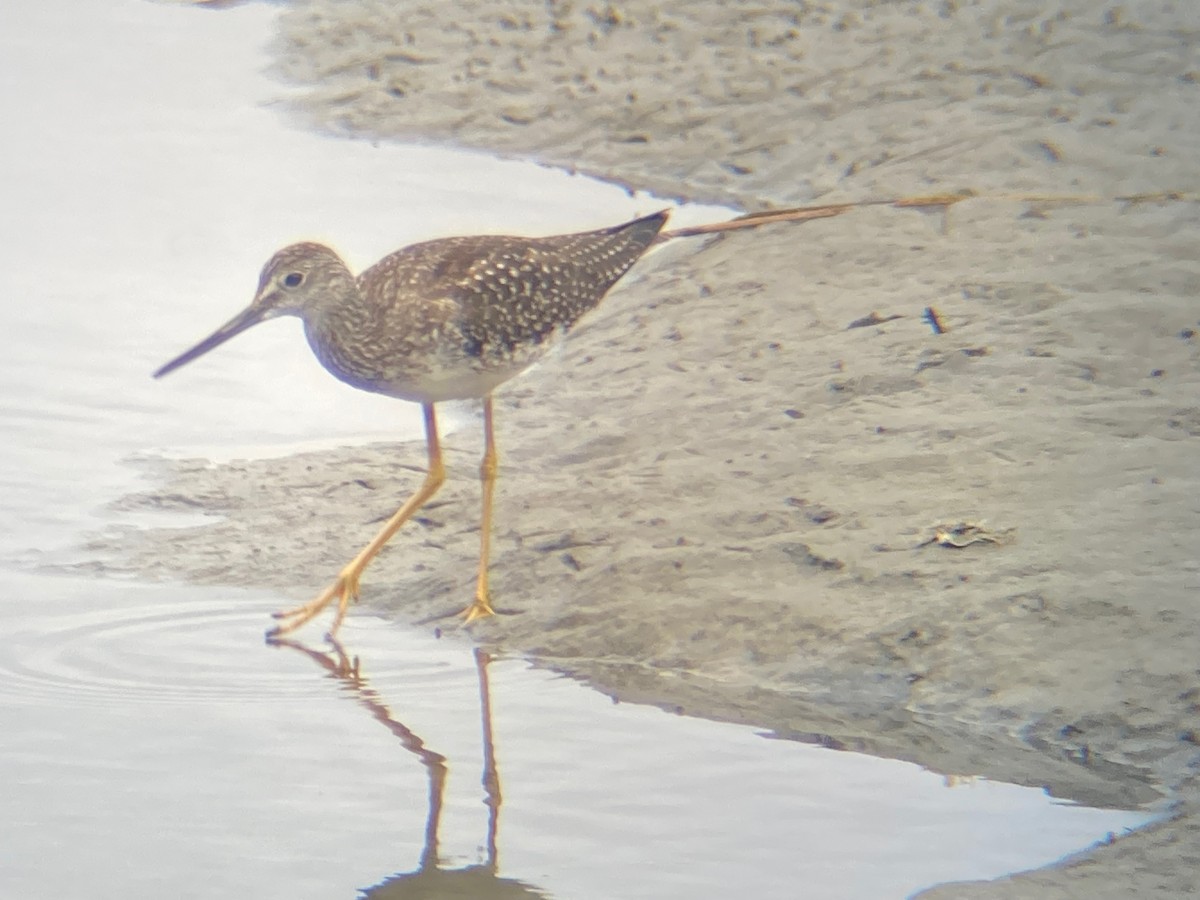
left=156, top=211, right=667, bottom=403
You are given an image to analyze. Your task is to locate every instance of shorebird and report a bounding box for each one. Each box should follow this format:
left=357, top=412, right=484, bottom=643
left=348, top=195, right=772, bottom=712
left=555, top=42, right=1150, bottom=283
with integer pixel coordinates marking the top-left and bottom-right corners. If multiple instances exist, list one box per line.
left=155, top=211, right=670, bottom=637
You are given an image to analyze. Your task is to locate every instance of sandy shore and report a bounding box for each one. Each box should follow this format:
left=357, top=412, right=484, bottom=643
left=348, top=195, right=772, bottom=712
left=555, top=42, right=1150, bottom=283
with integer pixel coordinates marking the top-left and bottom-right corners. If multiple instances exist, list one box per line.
left=95, top=1, right=1199, bottom=894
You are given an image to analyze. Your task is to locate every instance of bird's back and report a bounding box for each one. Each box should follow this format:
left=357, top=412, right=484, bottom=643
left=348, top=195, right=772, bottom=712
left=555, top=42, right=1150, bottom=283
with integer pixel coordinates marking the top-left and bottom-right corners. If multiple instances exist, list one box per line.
left=330, top=211, right=668, bottom=401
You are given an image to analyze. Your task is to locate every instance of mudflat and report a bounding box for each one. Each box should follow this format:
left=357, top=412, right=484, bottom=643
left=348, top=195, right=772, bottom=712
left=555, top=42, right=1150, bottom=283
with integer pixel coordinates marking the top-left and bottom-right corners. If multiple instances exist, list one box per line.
left=103, top=2, right=1200, bottom=894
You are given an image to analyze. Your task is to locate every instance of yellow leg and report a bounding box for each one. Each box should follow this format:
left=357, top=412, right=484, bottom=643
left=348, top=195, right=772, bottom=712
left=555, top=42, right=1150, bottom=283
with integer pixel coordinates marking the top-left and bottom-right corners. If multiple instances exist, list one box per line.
left=268, top=403, right=446, bottom=638
left=461, top=395, right=497, bottom=623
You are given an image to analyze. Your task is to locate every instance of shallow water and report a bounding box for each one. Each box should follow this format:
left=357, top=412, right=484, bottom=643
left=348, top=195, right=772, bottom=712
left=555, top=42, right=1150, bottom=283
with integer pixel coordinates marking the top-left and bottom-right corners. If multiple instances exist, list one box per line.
left=0, top=2, right=1153, bottom=897
left=0, top=572, right=1149, bottom=899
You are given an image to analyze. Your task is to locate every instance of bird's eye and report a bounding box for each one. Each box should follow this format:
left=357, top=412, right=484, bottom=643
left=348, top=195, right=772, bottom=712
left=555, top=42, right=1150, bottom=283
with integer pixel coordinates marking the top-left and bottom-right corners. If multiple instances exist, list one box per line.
left=283, top=272, right=304, bottom=288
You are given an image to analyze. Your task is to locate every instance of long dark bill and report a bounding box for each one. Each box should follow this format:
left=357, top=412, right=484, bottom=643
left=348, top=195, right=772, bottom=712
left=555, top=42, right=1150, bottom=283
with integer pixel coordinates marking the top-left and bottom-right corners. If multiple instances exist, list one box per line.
left=153, top=304, right=268, bottom=379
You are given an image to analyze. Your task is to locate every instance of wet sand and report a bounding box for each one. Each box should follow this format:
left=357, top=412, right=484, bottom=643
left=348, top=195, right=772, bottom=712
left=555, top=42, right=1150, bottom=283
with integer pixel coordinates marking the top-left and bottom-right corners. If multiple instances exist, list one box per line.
left=96, top=1, right=1199, bottom=894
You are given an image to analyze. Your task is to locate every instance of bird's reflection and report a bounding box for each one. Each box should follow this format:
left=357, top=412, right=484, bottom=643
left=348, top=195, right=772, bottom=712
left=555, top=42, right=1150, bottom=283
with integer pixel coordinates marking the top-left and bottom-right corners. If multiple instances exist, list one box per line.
left=272, top=636, right=548, bottom=899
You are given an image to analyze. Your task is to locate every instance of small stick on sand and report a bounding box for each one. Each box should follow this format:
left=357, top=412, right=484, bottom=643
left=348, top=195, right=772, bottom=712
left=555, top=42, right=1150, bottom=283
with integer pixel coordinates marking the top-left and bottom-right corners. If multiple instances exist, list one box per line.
left=658, top=189, right=1197, bottom=243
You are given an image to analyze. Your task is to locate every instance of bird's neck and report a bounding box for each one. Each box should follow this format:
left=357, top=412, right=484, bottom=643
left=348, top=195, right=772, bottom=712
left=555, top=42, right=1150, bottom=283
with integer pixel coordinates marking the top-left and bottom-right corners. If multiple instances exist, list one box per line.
left=301, top=279, right=386, bottom=392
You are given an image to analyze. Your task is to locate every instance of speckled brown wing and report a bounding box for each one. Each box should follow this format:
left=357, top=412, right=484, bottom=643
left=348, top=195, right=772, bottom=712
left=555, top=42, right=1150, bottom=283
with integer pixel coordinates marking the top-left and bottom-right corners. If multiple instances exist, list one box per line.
left=341, top=211, right=667, bottom=400
left=447, top=211, right=668, bottom=367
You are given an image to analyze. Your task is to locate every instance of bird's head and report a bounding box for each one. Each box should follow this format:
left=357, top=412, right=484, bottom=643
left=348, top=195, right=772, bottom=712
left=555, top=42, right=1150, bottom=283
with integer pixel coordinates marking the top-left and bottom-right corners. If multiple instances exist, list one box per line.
left=153, top=242, right=353, bottom=379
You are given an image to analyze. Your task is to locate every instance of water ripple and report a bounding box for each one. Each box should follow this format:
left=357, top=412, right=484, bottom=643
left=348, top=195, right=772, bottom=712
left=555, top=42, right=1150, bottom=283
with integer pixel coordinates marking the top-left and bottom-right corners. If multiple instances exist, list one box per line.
left=1, top=592, right=324, bottom=708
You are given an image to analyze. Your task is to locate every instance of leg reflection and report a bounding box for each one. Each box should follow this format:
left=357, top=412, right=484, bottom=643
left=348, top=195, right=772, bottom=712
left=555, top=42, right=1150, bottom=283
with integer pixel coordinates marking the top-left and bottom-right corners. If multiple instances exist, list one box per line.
left=477, top=647, right=502, bottom=871
left=270, top=635, right=545, bottom=897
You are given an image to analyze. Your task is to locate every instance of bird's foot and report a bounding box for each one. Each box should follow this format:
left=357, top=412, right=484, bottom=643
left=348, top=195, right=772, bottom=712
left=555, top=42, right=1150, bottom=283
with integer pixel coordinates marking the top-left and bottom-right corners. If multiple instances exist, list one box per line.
left=267, top=567, right=362, bottom=639
left=459, top=593, right=496, bottom=625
